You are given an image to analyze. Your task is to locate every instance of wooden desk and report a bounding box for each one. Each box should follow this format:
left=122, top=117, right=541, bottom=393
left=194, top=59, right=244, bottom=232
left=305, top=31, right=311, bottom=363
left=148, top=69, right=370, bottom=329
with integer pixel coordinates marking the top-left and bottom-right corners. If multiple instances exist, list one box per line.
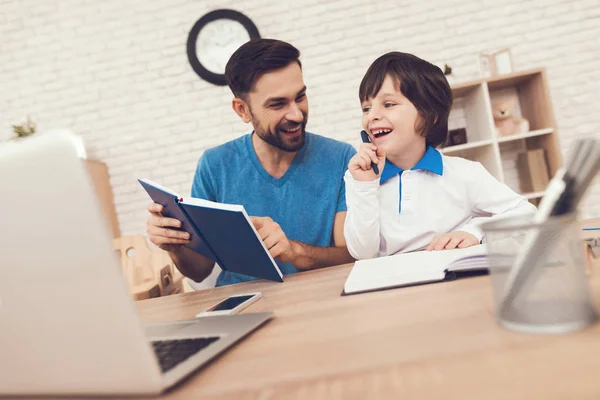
left=137, top=258, right=600, bottom=399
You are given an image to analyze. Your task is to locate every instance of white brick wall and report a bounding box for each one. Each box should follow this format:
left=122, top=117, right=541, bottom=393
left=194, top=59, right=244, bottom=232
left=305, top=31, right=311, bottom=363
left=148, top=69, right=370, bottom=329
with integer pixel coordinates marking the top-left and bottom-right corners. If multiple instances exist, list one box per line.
left=2, top=0, right=600, bottom=239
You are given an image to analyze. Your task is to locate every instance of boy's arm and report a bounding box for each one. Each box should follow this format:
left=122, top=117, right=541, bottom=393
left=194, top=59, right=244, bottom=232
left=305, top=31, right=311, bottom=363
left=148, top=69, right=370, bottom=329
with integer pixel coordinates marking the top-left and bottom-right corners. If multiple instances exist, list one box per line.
left=342, top=171, right=381, bottom=260
left=458, top=162, right=537, bottom=240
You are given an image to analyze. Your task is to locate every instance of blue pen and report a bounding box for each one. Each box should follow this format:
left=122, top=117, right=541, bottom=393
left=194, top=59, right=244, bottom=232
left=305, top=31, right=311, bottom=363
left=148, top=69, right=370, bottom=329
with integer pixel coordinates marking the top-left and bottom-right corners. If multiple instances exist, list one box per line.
left=583, top=228, right=600, bottom=231
left=360, top=130, right=380, bottom=175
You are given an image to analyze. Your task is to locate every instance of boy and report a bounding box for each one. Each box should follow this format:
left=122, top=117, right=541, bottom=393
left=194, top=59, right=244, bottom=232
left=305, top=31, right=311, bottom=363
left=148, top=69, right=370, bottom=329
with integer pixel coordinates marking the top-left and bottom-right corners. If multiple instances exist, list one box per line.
left=344, top=52, right=536, bottom=260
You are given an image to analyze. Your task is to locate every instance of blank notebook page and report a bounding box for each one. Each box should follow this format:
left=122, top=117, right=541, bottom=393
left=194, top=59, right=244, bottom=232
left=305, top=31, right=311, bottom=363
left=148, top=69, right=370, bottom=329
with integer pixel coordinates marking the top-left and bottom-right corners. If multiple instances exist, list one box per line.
left=344, top=245, right=487, bottom=294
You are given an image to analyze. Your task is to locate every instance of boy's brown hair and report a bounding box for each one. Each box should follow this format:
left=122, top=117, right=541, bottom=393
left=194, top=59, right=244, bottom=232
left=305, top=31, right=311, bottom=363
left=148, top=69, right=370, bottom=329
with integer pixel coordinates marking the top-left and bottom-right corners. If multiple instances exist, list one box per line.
left=359, top=52, right=452, bottom=148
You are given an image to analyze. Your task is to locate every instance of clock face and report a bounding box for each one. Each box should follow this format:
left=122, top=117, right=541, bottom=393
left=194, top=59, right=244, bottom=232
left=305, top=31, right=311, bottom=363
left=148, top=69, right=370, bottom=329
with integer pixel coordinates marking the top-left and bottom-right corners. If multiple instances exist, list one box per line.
left=196, top=19, right=251, bottom=75
left=187, top=9, right=261, bottom=86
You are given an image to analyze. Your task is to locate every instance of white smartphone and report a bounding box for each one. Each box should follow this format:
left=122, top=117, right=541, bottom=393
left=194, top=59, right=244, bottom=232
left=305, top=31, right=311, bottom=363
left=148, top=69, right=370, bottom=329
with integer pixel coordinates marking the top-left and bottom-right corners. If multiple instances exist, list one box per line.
left=195, top=292, right=262, bottom=317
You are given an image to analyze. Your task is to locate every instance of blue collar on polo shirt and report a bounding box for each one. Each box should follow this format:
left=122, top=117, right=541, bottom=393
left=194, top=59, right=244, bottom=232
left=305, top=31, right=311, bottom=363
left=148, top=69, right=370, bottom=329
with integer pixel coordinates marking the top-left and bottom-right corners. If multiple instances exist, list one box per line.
left=379, top=145, right=444, bottom=212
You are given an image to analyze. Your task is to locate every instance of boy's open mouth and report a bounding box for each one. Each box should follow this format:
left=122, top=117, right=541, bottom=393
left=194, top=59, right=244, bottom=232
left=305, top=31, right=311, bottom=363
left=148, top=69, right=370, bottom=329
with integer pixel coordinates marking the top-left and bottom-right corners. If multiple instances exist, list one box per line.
left=372, top=128, right=392, bottom=139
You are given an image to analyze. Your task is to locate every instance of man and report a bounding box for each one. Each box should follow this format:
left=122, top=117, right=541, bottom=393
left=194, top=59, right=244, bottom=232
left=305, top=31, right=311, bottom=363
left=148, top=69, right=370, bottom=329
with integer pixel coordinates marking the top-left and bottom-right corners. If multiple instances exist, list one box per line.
left=146, top=39, right=356, bottom=286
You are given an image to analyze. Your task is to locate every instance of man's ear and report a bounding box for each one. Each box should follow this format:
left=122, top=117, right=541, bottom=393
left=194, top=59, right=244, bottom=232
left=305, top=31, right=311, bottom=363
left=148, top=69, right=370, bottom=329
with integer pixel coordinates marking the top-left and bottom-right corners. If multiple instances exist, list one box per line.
left=232, top=98, right=252, bottom=123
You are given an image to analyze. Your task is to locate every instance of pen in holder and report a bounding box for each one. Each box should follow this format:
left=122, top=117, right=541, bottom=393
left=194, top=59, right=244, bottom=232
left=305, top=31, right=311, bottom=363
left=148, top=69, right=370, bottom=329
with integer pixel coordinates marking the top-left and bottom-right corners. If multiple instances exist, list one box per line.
left=481, top=213, right=598, bottom=334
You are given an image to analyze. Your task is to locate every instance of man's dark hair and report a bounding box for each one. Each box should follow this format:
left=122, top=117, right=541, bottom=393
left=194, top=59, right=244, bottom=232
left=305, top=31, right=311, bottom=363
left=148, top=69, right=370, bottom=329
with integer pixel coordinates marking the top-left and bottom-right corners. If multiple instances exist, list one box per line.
left=225, top=38, right=301, bottom=100
left=359, top=52, right=452, bottom=148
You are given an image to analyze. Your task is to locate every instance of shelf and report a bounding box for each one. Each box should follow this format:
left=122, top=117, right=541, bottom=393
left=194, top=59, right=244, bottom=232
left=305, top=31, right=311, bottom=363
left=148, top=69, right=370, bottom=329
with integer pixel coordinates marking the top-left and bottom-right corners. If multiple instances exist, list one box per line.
left=450, top=68, right=544, bottom=92
left=523, top=191, right=545, bottom=200
left=449, top=84, right=494, bottom=144
left=498, top=128, right=553, bottom=144
left=451, top=81, right=482, bottom=98
left=486, top=68, right=544, bottom=90
left=448, top=67, right=561, bottom=193
left=440, top=139, right=493, bottom=154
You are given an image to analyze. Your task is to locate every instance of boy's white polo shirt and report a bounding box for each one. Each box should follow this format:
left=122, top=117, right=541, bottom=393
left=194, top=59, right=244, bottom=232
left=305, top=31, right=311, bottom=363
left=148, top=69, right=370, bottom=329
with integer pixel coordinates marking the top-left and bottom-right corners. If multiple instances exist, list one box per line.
left=344, top=146, right=536, bottom=260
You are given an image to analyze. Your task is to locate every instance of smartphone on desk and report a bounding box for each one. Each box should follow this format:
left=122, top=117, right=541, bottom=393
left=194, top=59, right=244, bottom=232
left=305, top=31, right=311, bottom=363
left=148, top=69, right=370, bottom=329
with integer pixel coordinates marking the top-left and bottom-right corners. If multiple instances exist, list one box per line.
left=195, top=292, right=262, bottom=317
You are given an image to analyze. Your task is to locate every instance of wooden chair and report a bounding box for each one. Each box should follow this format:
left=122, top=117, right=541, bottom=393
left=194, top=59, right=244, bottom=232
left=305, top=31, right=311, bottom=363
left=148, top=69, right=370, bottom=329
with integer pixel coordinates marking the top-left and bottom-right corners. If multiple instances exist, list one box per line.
left=113, top=236, right=184, bottom=300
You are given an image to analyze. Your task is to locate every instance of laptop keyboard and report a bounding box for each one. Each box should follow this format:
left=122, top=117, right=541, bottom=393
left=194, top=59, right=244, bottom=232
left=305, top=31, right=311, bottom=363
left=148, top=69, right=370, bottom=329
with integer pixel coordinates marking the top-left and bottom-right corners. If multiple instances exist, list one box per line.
left=151, top=337, right=220, bottom=373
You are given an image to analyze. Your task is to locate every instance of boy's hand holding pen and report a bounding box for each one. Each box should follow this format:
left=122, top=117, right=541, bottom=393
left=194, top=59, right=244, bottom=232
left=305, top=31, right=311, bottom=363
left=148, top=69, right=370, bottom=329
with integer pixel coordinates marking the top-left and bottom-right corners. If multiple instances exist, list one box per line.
left=348, top=130, right=386, bottom=181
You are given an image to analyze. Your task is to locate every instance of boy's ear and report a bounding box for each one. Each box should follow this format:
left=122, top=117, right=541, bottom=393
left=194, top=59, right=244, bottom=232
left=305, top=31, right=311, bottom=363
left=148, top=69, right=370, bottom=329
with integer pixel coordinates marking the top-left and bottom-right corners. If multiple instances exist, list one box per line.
left=232, top=98, right=252, bottom=123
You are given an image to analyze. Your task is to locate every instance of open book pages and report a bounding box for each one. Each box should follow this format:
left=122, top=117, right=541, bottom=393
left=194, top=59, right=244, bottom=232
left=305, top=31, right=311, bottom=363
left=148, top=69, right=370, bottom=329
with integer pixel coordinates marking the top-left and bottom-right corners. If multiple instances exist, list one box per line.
left=343, top=245, right=488, bottom=295
left=180, top=196, right=245, bottom=212
left=138, top=178, right=245, bottom=212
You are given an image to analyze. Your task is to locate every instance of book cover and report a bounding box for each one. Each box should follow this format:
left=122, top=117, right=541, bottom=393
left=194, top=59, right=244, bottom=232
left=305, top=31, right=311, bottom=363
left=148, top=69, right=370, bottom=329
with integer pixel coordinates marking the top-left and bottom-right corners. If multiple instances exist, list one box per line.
left=139, top=179, right=283, bottom=282
left=179, top=198, right=284, bottom=282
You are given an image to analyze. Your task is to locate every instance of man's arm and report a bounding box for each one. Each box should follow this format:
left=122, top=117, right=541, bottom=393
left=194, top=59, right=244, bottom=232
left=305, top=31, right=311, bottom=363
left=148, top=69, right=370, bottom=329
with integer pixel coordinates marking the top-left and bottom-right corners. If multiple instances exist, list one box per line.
left=168, top=246, right=216, bottom=283
left=289, top=211, right=356, bottom=270
left=251, top=211, right=355, bottom=271
left=146, top=203, right=216, bottom=282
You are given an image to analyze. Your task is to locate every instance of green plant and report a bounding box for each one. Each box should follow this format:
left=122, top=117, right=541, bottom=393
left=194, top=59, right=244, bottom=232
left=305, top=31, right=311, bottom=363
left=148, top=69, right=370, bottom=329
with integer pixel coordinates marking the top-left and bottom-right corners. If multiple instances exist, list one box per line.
left=443, top=64, right=452, bottom=76
left=11, top=116, right=37, bottom=139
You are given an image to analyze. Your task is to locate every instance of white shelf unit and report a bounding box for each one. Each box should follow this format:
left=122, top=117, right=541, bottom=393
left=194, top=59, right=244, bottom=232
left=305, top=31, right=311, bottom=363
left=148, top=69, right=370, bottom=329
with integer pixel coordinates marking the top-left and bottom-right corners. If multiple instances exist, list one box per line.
left=497, top=128, right=553, bottom=144
left=440, top=139, right=493, bottom=153
left=441, top=68, right=562, bottom=205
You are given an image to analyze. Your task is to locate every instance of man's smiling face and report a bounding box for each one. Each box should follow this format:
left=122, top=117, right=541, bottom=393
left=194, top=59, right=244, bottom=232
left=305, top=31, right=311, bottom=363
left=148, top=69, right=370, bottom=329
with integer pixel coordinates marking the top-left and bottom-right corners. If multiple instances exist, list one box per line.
left=245, top=62, right=309, bottom=152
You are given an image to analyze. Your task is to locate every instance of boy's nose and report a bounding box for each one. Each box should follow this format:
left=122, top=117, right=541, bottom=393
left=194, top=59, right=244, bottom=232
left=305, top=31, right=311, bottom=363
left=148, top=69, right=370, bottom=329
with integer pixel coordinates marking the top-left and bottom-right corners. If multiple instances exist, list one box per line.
left=368, top=110, right=382, bottom=123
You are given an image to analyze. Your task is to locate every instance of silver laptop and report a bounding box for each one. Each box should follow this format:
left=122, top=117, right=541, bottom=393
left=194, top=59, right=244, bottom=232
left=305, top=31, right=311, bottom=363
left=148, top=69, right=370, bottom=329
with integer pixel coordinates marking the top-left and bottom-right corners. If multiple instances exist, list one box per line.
left=0, top=130, right=272, bottom=396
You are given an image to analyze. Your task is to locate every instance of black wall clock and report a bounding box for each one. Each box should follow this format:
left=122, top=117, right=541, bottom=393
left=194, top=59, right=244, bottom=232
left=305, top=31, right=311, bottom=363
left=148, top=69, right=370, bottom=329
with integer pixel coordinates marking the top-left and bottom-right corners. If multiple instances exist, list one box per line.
left=187, top=9, right=261, bottom=86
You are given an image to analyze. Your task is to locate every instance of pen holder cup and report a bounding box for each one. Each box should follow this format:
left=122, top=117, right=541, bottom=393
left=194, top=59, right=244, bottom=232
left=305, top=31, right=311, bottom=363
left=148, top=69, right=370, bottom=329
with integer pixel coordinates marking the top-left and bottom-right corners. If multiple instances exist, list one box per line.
left=481, top=213, right=598, bottom=334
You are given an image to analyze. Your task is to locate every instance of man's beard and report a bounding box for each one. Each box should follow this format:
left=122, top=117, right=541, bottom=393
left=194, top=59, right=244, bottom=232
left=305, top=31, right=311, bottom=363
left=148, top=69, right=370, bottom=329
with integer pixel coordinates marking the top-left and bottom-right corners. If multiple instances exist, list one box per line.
left=251, top=113, right=308, bottom=153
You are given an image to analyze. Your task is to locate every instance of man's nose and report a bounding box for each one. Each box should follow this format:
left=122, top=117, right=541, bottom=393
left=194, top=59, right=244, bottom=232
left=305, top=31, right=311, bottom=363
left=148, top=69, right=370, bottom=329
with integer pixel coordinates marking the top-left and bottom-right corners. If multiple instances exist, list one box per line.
left=285, top=102, right=303, bottom=122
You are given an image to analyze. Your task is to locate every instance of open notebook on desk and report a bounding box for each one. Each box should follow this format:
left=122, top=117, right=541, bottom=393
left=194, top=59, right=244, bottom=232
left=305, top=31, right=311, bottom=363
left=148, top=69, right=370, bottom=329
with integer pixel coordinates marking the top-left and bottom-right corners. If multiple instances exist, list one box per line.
left=342, top=245, right=488, bottom=295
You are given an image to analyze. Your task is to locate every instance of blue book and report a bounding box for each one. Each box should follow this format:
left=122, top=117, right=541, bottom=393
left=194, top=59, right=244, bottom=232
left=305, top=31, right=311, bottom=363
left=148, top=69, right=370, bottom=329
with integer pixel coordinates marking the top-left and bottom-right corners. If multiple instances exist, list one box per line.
left=139, top=179, right=284, bottom=282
